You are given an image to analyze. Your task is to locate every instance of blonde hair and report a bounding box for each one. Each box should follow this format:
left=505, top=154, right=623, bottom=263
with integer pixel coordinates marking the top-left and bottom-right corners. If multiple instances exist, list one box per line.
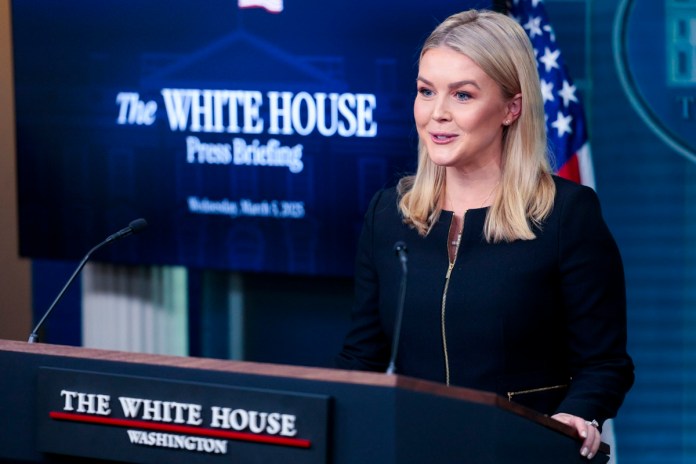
left=398, top=9, right=555, bottom=242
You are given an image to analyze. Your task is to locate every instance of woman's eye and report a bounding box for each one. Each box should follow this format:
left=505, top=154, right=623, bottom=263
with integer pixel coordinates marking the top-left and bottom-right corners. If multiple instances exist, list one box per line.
left=455, top=91, right=471, bottom=101
left=418, top=87, right=434, bottom=97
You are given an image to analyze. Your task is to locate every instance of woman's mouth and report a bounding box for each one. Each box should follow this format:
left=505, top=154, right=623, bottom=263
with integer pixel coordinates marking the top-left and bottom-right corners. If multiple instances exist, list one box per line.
left=430, top=133, right=456, bottom=143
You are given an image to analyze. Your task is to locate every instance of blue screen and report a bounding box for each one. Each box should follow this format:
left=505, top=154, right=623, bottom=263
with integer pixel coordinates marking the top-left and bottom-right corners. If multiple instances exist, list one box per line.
left=13, top=0, right=492, bottom=276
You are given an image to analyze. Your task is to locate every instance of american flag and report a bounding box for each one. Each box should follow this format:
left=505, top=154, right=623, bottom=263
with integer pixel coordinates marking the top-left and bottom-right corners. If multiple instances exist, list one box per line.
left=508, top=0, right=595, bottom=188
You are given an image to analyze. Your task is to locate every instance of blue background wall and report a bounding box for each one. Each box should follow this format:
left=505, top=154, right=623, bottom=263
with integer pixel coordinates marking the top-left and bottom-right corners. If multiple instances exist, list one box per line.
left=550, top=1, right=696, bottom=462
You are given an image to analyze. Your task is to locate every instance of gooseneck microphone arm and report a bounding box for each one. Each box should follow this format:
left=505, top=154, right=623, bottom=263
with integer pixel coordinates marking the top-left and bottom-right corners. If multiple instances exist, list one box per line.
left=27, top=218, right=148, bottom=343
left=386, top=241, right=408, bottom=375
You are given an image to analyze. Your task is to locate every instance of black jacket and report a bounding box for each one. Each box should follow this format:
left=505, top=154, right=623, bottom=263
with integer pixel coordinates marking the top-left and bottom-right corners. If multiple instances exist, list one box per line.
left=337, top=176, right=634, bottom=424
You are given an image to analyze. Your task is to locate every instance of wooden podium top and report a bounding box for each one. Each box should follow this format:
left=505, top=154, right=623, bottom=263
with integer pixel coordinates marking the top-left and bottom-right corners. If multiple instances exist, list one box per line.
left=0, top=338, right=594, bottom=448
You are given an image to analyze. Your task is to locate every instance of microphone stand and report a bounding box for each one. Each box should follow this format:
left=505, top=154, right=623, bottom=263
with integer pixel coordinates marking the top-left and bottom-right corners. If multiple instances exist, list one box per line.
left=28, top=219, right=147, bottom=343
left=28, top=240, right=110, bottom=343
left=386, top=241, right=408, bottom=375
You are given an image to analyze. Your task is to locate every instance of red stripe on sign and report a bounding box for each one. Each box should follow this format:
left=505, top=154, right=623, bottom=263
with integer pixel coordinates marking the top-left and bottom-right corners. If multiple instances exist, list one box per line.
left=49, top=411, right=311, bottom=449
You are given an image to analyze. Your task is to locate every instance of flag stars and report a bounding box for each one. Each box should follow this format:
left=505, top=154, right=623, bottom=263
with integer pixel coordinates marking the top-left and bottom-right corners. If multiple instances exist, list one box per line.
left=551, top=111, right=573, bottom=137
left=543, top=24, right=555, bottom=42
left=539, top=47, right=560, bottom=73
left=524, top=16, right=544, bottom=38
left=559, top=80, right=578, bottom=107
left=510, top=0, right=589, bottom=184
left=541, top=79, right=555, bottom=103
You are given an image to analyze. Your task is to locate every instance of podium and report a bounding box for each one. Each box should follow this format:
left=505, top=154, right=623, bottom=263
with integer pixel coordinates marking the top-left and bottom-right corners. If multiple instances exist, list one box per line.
left=0, top=340, right=609, bottom=463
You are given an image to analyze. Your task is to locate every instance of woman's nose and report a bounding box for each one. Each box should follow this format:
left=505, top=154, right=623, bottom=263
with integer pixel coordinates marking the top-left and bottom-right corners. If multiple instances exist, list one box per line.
left=431, top=97, right=452, bottom=122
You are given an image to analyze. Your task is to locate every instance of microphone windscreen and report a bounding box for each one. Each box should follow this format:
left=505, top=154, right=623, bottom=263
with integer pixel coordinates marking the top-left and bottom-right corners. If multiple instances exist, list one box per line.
left=129, top=218, right=148, bottom=234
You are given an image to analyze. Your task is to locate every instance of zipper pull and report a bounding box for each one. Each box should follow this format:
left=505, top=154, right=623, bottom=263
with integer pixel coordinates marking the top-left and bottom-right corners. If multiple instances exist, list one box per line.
left=445, top=261, right=454, bottom=280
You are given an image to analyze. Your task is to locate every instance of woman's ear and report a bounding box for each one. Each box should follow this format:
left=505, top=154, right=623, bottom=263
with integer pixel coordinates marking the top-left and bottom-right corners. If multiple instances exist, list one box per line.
left=504, top=93, right=522, bottom=124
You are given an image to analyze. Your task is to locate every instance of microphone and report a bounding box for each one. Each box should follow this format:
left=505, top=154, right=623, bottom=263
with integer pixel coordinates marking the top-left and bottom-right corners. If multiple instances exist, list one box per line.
left=386, top=241, right=408, bottom=375
left=27, top=218, right=148, bottom=343
left=105, top=218, right=148, bottom=242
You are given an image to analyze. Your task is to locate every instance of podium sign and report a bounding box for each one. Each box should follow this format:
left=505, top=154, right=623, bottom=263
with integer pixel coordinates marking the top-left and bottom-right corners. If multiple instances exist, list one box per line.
left=36, top=368, right=329, bottom=464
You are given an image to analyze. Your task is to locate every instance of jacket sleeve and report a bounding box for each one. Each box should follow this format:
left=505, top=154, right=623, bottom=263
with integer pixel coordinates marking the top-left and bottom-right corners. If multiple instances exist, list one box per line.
left=554, top=185, right=635, bottom=424
left=335, top=190, right=391, bottom=372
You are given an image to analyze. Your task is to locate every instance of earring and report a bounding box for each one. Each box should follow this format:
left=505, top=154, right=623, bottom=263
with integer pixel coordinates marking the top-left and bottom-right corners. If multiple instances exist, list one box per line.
left=503, top=120, right=511, bottom=126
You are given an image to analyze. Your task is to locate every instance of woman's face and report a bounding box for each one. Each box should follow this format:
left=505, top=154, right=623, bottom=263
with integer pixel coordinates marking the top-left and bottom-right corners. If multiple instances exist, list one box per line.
left=414, top=46, right=515, bottom=171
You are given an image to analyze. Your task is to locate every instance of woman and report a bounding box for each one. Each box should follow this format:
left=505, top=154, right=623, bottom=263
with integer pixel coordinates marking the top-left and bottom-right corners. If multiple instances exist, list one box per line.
left=336, top=9, right=634, bottom=460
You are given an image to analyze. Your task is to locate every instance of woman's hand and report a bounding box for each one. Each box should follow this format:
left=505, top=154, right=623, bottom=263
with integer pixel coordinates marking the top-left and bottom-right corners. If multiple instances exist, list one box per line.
left=551, top=412, right=601, bottom=460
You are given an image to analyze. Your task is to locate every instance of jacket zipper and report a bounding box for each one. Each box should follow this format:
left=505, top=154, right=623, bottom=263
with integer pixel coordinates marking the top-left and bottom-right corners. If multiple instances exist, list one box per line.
left=507, top=383, right=569, bottom=401
left=441, top=216, right=461, bottom=386
left=441, top=214, right=566, bottom=397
